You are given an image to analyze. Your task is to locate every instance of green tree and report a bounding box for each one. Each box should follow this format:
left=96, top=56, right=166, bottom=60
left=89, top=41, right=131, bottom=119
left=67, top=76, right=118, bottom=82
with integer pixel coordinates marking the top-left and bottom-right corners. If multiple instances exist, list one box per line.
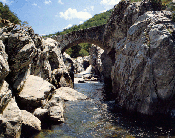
left=69, top=44, right=82, bottom=58
left=0, top=2, right=21, bottom=26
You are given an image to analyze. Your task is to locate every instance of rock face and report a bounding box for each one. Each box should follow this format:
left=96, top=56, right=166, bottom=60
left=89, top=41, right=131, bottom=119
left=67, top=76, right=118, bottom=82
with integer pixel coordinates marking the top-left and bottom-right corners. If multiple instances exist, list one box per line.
left=0, top=22, right=73, bottom=91
left=63, top=53, right=90, bottom=74
left=0, top=81, right=12, bottom=113
left=107, top=1, right=175, bottom=115
left=89, top=44, right=104, bottom=79
left=72, top=56, right=90, bottom=74
left=89, top=45, right=114, bottom=99
left=0, top=1, right=175, bottom=137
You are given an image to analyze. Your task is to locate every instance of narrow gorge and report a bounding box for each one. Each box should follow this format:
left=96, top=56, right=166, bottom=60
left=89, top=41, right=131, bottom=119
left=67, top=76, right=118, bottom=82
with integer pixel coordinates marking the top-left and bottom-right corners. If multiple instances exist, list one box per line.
left=0, top=0, right=175, bottom=137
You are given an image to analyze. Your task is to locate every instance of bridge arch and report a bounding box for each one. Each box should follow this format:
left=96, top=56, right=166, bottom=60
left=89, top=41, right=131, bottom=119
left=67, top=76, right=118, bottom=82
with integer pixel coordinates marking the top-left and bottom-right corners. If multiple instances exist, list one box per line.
left=56, top=24, right=116, bottom=98
left=56, top=25, right=108, bottom=53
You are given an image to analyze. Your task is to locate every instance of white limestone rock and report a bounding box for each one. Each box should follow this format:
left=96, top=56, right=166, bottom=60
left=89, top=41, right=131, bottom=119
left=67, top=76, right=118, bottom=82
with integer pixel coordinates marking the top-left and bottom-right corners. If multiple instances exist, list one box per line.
left=18, top=75, right=55, bottom=111
left=21, top=110, right=41, bottom=132
left=54, top=87, right=87, bottom=101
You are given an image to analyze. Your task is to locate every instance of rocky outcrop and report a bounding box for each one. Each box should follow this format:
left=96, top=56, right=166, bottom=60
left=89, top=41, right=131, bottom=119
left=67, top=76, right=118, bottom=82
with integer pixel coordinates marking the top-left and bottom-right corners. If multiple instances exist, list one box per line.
left=63, top=53, right=90, bottom=74
left=107, top=1, right=175, bottom=115
left=72, top=56, right=90, bottom=74
left=0, top=20, right=75, bottom=137
left=0, top=22, right=73, bottom=90
left=0, top=0, right=175, bottom=136
left=89, top=44, right=104, bottom=79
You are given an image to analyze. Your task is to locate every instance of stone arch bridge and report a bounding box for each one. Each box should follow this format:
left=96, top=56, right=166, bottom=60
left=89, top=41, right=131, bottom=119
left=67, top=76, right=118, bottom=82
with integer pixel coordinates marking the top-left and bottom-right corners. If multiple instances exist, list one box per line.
left=56, top=24, right=112, bottom=54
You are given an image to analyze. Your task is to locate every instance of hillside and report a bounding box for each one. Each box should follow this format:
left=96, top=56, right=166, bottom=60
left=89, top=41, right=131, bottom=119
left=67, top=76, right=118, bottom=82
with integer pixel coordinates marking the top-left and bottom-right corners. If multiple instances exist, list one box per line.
left=44, top=9, right=113, bottom=57
left=45, top=0, right=174, bottom=58
left=45, top=9, right=113, bottom=37
left=0, top=2, right=21, bottom=27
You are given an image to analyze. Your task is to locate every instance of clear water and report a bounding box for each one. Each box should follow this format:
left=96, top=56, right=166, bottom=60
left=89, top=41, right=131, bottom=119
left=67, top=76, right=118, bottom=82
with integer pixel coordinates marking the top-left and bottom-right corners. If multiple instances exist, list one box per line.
left=34, top=79, right=175, bottom=138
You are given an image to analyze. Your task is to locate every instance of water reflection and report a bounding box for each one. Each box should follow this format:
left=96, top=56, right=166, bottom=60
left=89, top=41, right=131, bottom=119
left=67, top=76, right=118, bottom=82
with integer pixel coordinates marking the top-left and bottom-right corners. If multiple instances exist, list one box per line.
left=34, top=79, right=175, bottom=138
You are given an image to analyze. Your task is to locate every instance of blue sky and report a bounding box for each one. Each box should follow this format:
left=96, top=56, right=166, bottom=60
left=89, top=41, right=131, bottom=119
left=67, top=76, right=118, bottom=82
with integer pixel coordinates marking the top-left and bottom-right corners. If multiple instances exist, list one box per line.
left=0, top=0, right=120, bottom=35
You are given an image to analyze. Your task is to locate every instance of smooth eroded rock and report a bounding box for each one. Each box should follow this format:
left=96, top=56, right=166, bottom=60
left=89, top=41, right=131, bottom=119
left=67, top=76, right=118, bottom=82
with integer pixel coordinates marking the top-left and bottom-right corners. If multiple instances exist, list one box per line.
left=33, top=108, right=48, bottom=121
left=54, top=87, right=87, bottom=101
left=17, top=75, right=55, bottom=111
left=21, top=110, right=41, bottom=133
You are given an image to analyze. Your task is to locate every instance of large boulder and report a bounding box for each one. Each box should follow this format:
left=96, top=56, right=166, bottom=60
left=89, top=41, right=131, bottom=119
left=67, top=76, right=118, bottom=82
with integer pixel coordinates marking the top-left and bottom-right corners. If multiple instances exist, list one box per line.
left=1, top=98, right=22, bottom=138
left=17, top=75, right=55, bottom=111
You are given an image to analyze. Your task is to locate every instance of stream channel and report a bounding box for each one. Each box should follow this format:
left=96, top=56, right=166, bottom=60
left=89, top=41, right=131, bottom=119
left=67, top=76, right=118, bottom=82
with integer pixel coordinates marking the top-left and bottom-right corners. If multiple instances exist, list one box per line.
left=34, top=78, right=175, bottom=138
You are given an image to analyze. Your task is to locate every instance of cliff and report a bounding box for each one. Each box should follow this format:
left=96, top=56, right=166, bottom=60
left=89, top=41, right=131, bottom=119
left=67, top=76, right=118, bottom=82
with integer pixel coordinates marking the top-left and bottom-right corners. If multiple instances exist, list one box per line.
left=103, top=0, right=175, bottom=115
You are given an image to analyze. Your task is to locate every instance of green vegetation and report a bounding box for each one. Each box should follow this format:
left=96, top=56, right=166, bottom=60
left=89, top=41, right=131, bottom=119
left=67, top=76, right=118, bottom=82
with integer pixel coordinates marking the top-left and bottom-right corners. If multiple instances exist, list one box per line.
left=44, top=9, right=113, bottom=57
left=64, top=9, right=113, bottom=57
left=0, top=2, right=21, bottom=26
left=45, top=0, right=175, bottom=57
left=45, top=9, right=113, bottom=38
left=66, top=43, right=91, bottom=58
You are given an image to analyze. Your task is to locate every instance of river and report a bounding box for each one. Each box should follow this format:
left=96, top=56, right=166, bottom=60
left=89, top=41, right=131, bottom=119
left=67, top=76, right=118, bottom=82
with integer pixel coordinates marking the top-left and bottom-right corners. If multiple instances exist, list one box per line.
left=34, top=78, right=175, bottom=138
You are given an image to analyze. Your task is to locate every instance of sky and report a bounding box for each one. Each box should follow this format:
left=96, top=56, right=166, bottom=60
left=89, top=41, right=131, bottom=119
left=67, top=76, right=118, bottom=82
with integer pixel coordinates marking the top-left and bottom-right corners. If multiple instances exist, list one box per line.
left=0, top=0, right=120, bottom=35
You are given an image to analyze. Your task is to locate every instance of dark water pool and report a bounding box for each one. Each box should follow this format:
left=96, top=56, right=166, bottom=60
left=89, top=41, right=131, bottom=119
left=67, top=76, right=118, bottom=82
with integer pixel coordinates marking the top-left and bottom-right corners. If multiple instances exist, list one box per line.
left=34, top=79, right=175, bottom=138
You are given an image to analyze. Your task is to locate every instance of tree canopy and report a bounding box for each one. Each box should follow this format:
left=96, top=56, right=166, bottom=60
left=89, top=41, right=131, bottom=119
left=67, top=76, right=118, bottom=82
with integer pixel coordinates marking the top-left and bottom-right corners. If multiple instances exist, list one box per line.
left=0, top=2, right=21, bottom=26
